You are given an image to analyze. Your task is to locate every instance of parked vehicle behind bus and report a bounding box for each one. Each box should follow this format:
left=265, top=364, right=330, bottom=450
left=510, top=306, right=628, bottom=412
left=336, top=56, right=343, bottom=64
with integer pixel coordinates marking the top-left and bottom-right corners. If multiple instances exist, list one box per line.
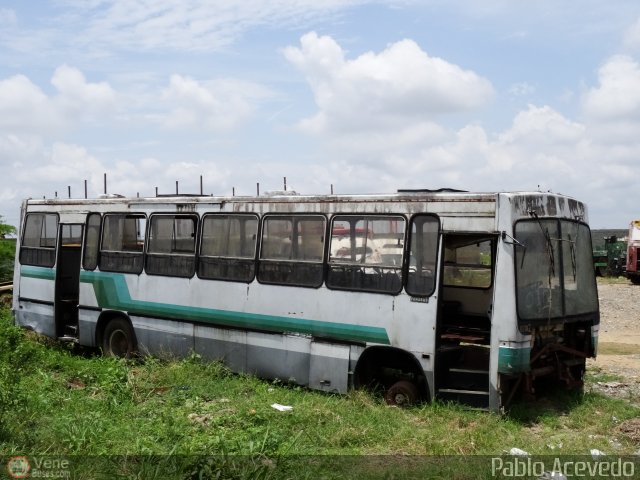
left=626, top=220, right=640, bottom=284
left=593, top=235, right=626, bottom=277
left=13, top=190, right=599, bottom=411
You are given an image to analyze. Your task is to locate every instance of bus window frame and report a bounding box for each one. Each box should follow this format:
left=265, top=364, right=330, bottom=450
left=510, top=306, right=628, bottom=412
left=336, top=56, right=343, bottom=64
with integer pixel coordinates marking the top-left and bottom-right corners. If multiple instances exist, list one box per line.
left=257, top=213, right=327, bottom=289
left=19, top=212, right=59, bottom=268
left=198, top=212, right=260, bottom=284
left=145, top=213, right=199, bottom=279
left=441, top=235, right=496, bottom=290
left=405, top=213, right=440, bottom=298
left=82, top=212, right=102, bottom=271
left=326, top=213, right=407, bottom=295
left=98, top=212, right=147, bottom=275
left=513, top=218, right=598, bottom=324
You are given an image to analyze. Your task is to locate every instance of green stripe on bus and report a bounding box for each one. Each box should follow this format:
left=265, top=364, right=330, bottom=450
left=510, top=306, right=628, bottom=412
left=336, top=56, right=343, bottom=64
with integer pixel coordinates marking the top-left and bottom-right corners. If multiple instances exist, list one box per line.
left=498, top=345, right=531, bottom=373
left=20, top=266, right=390, bottom=345
left=21, top=265, right=56, bottom=280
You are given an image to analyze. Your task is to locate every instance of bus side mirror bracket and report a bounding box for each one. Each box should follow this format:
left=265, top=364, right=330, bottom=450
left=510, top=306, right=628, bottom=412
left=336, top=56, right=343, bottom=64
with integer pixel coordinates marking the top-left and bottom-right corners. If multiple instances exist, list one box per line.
left=501, top=231, right=526, bottom=248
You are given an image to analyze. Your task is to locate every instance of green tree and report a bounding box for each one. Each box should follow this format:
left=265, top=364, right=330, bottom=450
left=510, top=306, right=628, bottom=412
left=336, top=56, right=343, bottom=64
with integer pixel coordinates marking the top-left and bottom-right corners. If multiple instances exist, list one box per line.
left=0, top=216, right=16, bottom=282
left=0, top=216, right=16, bottom=239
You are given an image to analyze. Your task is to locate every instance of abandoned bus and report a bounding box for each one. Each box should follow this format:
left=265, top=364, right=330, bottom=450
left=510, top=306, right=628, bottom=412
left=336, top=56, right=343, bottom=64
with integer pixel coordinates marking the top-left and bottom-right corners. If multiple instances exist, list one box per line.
left=12, top=190, right=599, bottom=411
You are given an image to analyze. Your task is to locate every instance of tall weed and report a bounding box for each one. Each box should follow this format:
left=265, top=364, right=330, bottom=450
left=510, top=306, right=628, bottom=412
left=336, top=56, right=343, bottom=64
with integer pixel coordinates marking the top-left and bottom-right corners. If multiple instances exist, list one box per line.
left=0, top=310, right=41, bottom=435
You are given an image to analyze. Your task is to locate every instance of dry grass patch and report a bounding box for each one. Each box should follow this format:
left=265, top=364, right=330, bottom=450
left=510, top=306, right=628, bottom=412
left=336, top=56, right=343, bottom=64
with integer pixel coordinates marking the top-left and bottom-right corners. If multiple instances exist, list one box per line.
left=598, top=342, right=640, bottom=355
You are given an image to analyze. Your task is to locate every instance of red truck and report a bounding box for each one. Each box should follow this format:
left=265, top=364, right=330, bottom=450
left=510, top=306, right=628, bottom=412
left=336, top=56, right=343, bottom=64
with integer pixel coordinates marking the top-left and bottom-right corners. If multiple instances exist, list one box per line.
left=626, top=220, right=640, bottom=284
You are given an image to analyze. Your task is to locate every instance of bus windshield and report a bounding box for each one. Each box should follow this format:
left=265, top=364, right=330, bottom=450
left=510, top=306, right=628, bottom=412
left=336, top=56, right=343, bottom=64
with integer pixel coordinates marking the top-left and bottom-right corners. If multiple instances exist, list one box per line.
left=514, top=219, right=598, bottom=322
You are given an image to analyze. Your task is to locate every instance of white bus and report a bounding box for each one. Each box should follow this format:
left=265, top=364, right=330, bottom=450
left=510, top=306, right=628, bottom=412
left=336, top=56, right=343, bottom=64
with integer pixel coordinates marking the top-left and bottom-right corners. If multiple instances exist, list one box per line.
left=12, top=190, right=599, bottom=411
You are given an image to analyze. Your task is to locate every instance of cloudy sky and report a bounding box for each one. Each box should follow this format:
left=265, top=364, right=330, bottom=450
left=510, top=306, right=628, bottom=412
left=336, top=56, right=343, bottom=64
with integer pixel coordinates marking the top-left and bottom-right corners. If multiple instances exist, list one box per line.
left=1, top=1, right=640, bottom=229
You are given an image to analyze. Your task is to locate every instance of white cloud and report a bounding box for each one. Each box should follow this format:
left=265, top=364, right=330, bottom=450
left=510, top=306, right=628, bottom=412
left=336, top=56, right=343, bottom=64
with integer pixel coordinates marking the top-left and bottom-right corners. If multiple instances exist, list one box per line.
left=51, top=65, right=117, bottom=119
left=0, top=66, right=118, bottom=135
left=71, top=0, right=368, bottom=53
left=582, top=55, right=640, bottom=121
left=0, top=66, right=266, bottom=136
left=156, top=74, right=267, bottom=131
left=499, top=105, right=585, bottom=146
left=0, top=137, right=231, bottom=212
left=0, top=75, right=60, bottom=132
left=284, top=32, right=494, bottom=134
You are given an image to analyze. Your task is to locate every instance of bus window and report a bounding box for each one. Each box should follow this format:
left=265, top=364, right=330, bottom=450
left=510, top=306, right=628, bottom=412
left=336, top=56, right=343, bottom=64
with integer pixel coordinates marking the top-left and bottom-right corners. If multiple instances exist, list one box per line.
left=82, top=213, right=101, bottom=271
left=199, top=214, right=258, bottom=282
left=99, top=214, right=146, bottom=274
left=327, top=215, right=405, bottom=294
left=406, top=215, right=439, bottom=296
left=60, top=224, right=82, bottom=245
left=514, top=219, right=597, bottom=321
left=258, top=215, right=325, bottom=287
left=442, top=237, right=493, bottom=289
left=19, top=213, right=58, bottom=267
left=146, top=215, right=197, bottom=278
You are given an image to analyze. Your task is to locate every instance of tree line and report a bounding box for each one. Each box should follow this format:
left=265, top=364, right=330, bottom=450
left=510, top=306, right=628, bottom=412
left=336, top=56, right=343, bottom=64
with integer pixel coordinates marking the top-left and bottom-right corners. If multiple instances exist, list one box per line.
left=0, top=216, right=16, bottom=283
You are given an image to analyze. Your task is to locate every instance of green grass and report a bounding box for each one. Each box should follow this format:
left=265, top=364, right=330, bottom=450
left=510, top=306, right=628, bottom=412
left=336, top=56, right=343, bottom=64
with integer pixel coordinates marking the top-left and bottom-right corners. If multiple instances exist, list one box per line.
left=1, top=308, right=639, bottom=479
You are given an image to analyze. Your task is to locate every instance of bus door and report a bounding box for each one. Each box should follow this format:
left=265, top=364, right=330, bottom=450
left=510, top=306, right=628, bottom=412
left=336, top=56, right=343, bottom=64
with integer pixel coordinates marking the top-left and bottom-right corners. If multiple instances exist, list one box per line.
left=434, top=233, right=497, bottom=409
left=54, top=224, right=83, bottom=339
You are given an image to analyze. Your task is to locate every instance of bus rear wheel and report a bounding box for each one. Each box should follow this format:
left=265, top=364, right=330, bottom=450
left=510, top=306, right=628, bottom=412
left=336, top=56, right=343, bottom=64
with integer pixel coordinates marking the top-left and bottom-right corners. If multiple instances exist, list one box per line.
left=102, top=318, right=137, bottom=358
left=385, top=380, right=419, bottom=407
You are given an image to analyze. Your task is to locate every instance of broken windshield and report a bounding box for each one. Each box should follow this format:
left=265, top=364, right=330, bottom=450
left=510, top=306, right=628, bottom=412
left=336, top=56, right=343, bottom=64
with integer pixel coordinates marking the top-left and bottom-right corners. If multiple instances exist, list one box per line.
left=514, top=219, right=598, bottom=322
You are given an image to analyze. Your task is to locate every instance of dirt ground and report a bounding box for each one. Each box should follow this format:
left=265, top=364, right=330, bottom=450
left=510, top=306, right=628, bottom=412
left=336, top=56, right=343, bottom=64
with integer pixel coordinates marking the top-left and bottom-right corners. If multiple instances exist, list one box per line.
left=587, top=279, right=640, bottom=403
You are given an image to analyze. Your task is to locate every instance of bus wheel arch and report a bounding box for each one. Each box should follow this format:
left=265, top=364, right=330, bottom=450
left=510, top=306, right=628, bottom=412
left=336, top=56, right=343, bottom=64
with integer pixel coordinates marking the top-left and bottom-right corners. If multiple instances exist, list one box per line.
left=96, top=311, right=138, bottom=358
left=353, top=346, right=428, bottom=405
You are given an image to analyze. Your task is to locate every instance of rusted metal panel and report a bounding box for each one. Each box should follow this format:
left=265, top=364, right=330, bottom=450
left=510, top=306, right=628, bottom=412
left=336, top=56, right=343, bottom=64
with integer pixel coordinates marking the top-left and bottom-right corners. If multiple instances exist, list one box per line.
left=508, top=192, right=587, bottom=222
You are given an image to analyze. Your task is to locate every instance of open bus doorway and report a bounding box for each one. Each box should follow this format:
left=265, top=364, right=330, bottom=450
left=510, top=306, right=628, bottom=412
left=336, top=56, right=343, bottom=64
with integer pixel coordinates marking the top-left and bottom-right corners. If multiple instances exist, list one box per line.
left=55, top=224, right=83, bottom=339
left=434, top=233, right=497, bottom=409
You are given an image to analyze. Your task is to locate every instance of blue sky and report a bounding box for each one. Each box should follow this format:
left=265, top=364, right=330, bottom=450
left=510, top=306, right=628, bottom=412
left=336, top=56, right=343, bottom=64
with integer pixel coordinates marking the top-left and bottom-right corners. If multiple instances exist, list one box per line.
left=1, top=1, right=640, bottom=228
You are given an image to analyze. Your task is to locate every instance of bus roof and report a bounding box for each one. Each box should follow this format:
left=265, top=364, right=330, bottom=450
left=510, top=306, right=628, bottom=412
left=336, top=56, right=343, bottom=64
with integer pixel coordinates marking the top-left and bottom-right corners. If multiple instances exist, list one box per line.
left=22, top=190, right=579, bottom=207
left=21, top=190, right=588, bottom=231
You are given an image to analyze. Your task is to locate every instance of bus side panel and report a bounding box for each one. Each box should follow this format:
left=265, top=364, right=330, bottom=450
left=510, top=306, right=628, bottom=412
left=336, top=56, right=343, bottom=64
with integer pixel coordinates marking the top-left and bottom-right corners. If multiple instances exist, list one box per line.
left=390, top=296, right=437, bottom=355
left=196, top=325, right=313, bottom=386
left=16, top=272, right=56, bottom=337
left=195, top=325, right=248, bottom=372
left=77, top=308, right=99, bottom=347
left=195, top=326, right=350, bottom=393
left=19, top=274, right=55, bottom=304
left=132, top=316, right=194, bottom=358
left=78, top=279, right=99, bottom=308
left=245, top=332, right=311, bottom=385
left=15, top=302, right=56, bottom=338
left=309, top=341, right=349, bottom=393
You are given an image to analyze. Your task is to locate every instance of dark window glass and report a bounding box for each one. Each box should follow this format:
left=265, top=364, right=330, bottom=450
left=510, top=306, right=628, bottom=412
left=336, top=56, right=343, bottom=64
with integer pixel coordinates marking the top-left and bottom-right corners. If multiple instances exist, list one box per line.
left=99, top=214, right=146, bottom=274
left=199, top=214, right=258, bottom=282
left=60, top=224, right=83, bottom=245
left=19, top=213, right=58, bottom=267
left=406, top=215, right=439, bottom=296
left=82, top=213, right=101, bottom=271
left=514, top=220, right=598, bottom=321
left=258, top=215, right=325, bottom=287
left=146, top=215, right=197, bottom=278
left=327, top=215, right=405, bottom=294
